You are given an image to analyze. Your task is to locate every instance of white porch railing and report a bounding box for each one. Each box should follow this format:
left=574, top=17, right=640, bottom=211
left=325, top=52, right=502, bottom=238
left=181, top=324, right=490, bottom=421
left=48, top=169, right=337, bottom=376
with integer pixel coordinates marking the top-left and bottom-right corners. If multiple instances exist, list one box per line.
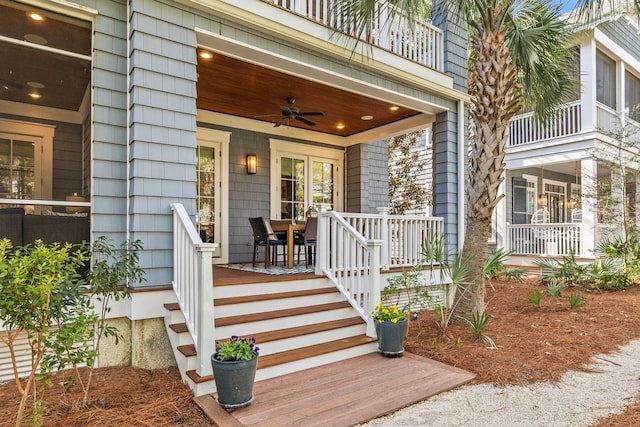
left=507, top=223, right=583, bottom=256
left=508, top=100, right=582, bottom=147
left=171, top=203, right=217, bottom=378
left=316, top=209, right=382, bottom=338
left=341, top=208, right=444, bottom=269
left=264, top=0, right=443, bottom=71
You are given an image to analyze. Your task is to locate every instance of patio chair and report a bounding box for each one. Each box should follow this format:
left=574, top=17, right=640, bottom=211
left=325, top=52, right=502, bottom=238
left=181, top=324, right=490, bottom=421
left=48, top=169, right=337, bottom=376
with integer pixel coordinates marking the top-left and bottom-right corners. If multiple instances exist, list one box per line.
left=249, top=217, right=287, bottom=268
left=294, top=216, right=317, bottom=267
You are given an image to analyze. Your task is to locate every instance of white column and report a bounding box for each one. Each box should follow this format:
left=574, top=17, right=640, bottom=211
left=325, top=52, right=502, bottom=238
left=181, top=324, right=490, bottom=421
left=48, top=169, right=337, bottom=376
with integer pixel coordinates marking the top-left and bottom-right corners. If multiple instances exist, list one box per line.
left=495, top=179, right=506, bottom=250
left=581, top=158, right=597, bottom=257
left=580, top=38, right=597, bottom=132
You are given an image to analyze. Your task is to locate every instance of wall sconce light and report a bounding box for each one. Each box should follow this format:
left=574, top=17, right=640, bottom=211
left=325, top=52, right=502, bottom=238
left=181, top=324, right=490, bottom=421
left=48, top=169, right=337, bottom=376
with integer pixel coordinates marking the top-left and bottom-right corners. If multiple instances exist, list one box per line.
left=246, top=154, right=257, bottom=174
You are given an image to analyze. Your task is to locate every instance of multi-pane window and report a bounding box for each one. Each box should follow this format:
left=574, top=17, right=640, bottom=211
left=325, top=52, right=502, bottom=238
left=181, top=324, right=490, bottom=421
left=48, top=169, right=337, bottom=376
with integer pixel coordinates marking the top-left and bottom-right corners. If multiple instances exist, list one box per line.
left=197, top=145, right=216, bottom=242
left=0, top=137, right=35, bottom=199
left=626, top=71, right=640, bottom=122
left=596, top=51, right=616, bottom=109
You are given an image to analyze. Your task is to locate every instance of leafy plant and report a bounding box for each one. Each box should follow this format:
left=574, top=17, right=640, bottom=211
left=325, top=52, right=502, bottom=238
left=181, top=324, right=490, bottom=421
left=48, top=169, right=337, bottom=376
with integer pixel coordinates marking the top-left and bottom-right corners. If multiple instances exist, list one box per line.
left=461, top=311, right=496, bottom=349
left=534, top=252, right=591, bottom=288
left=482, top=248, right=510, bottom=280
left=525, top=290, right=544, bottom=307
left=567, top=292, right=587, bottom=309
left=0, top=239, right=91, bottom=426
left=504, top=268, right=525, bottom=283
left=547, top=283, right=564, bottom=297
left=213, top=336, right=259, bottom=361
left=372, top=302, right=409, bottom=323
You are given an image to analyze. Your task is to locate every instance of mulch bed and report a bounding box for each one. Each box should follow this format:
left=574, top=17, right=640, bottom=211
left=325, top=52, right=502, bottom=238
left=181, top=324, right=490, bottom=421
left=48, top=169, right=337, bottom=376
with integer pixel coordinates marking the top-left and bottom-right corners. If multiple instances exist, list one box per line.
left=2, top=276, right=640, bottom=426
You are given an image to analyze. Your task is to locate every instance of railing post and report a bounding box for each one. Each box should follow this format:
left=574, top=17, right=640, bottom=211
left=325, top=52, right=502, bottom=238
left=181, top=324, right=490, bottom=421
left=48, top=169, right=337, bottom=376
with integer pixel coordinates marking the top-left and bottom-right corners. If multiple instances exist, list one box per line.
left=376, top=207, right=390, bottom=270
left=366, top=240, right=382, bottom=338
left=315, top=204, right=330, bottom=275
left=195, top=244, right=216, bottom=378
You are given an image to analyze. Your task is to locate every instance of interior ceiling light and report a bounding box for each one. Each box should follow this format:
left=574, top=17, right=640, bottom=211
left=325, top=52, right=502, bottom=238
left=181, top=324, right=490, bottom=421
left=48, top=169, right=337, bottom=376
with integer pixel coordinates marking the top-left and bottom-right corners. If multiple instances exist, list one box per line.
left=199, top=51, right=213, bottom=59
left=28, top=12, right=44, bottom=21
left=28, top=92, right=41, bottom=99
left=389, top=105, right=400, bottom=111
left=24, top=34, right=48, bottom=45
left=336, top=124, right=345, bottom=129
left=27, top=82, right=45, bottom=89
left=361, top=115, right=373, bottom=121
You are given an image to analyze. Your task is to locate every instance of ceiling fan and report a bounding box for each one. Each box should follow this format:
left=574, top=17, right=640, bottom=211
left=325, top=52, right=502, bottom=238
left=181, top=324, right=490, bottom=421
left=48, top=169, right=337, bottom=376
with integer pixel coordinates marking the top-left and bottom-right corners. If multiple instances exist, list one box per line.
left=273, top=97, right=324, bottom=127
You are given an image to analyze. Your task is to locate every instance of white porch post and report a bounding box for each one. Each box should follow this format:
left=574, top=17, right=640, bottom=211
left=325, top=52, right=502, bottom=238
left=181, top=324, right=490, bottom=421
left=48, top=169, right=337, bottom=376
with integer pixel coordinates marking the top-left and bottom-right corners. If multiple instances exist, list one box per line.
left=366, top=240, right=382, bottom=338
left=196, top=244, right=216, bottom=377
left=611, top=167, right=625, bottom=240
left=315, top=204, right=330, bottom=275
left=581, top=158, right=597, bottom=257
left=580, top=38, right=597, bottom=132
left=376, top=206, right=390, bottom=269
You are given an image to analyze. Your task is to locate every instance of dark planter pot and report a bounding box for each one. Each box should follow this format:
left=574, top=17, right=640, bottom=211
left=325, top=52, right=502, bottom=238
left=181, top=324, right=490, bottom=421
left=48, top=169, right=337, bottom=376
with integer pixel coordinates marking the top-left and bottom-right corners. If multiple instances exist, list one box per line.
left=375, top=317, right=408, bottom=357
left=211, top=355, right=258, bottom=411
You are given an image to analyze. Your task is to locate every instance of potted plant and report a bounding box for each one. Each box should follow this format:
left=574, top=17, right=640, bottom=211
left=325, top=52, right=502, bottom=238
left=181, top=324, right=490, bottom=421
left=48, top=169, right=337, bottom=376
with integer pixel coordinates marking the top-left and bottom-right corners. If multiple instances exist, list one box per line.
left=210, top=335, right=260, bottom=411
left=372, top=303, right=410, bottom=357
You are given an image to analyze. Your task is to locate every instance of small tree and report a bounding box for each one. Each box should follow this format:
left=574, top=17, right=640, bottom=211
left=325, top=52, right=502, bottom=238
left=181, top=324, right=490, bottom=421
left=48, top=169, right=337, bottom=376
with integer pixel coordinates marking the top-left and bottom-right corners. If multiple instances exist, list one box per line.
left=388, top=130, right=430, bottom=215
left=0, top=239, right=91, bottom=426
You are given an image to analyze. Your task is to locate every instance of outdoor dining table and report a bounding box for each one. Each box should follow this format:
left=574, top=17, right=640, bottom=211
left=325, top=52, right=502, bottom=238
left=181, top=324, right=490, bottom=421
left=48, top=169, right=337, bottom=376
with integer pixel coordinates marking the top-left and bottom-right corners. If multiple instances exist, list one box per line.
left=271, top=221, right=306, bottom=268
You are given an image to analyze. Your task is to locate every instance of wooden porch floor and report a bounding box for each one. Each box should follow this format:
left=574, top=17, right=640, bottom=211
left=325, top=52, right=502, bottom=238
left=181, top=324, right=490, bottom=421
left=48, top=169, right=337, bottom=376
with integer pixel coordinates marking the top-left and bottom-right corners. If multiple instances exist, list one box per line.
left=194, top=352, right=476, bottom=427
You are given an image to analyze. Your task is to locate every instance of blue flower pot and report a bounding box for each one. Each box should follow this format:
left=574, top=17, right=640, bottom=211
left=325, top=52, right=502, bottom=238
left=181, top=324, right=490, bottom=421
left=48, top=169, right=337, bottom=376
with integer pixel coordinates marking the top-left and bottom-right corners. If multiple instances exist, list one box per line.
left=375, top=317, right=408, bottom=357
left=211, top=355, right=258, bottom=411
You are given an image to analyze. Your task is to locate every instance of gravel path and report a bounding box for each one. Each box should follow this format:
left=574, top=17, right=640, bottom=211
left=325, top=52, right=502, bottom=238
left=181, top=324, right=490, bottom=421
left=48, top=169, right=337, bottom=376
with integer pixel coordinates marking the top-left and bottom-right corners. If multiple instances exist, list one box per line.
left=360, top=339, right=640, bottom=426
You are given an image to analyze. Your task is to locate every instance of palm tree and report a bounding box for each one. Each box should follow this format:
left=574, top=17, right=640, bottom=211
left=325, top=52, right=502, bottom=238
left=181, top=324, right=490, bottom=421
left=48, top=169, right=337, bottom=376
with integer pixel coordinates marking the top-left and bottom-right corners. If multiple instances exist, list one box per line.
left=336, top=0, right=576, bottom=319
left=575, top=0, right=640, bottom=22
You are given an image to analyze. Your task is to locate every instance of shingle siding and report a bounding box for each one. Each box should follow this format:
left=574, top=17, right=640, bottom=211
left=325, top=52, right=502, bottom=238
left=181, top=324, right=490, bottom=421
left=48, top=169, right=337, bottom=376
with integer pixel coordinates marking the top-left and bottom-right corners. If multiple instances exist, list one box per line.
left=345, top=141, right=389, bottom=214
left=599, top=18, right=640, bottom=62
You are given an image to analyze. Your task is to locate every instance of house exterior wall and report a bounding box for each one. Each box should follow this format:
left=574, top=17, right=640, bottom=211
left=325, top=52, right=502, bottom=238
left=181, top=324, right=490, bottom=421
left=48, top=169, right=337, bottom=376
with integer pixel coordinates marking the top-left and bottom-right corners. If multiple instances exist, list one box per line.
left=599, top=18, right=640, bottom=62
left=345, top=141, right=389, bottom=214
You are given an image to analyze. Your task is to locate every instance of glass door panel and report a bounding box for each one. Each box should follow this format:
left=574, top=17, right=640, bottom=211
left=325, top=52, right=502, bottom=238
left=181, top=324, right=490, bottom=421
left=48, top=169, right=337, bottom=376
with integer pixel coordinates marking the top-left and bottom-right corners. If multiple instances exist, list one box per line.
left=0, top=137, right=36, bottom=200
left=280, top=156, right=305, bottom=221
left=311, top=159, right=334, bottom=210
left=197, top=143, right=220, bottom=256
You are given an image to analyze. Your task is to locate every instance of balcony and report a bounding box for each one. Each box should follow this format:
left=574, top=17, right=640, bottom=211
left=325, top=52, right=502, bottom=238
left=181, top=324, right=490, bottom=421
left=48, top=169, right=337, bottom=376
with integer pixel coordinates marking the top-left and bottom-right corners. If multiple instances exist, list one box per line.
left=263, top=0, right=444, bottom=71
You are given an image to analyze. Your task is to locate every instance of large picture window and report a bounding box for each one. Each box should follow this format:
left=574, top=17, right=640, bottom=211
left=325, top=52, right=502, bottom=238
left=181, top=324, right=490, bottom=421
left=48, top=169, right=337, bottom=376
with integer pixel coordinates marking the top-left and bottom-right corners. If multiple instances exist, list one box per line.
left=596, top=51, right=616, bottom=109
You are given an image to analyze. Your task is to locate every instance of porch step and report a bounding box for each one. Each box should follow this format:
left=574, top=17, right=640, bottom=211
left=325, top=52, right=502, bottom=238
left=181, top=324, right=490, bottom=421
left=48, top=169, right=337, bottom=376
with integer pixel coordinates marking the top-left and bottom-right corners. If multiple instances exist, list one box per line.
left=184, top=334, right=376, bottom=384
left=215, top=301, right=352, bottom=327
left=163, top=276, right=378, bottom=396
left=176, top=316, right=364, bottom=358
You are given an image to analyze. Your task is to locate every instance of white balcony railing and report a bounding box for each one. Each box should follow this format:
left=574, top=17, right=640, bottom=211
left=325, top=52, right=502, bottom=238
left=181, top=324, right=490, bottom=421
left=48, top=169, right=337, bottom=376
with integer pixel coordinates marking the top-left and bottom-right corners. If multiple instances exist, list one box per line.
left=265, top=0, right=443, bottom=71
left=171, top=203, right=217, bottom=378
left=508, top=101, right=582, bottom=147
left=507, top=223, right=583, bottom=256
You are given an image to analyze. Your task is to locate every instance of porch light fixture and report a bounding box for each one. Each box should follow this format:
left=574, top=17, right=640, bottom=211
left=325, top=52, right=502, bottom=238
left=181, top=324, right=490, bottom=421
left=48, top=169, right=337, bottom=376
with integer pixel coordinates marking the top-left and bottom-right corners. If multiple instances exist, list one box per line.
left=246, top=154, right=257, bottom=174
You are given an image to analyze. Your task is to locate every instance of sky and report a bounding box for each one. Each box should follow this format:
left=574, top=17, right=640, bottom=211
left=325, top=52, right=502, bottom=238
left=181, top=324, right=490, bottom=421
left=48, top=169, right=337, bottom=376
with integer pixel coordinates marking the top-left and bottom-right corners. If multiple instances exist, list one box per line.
left=556, top=0, right=580, bottom=13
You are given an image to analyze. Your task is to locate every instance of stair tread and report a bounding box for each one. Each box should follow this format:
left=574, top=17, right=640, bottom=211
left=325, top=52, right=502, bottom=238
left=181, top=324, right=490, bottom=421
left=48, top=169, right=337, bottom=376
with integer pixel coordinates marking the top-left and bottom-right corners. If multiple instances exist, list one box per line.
left=169, top=323, right=188, bottom=334
left=175, top=317, right=365, bottom=357
left=164, top=302, right=180, bottom=311
left=215, top=301, right=352, bottom=327
left=184, top=334, right=375, bottom=384
left=215, top=287, right=337, bottom=306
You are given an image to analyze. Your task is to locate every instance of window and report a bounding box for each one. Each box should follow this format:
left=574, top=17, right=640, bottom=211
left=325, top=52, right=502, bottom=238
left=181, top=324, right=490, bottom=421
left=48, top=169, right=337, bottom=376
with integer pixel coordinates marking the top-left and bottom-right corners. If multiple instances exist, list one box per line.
left=596, top=51, right=616, bottom=109
left=270, top=140, right=343, bottom=221
left=511, top=174, right=537, bottom=224
left=626, top=71, right=640, bottom=123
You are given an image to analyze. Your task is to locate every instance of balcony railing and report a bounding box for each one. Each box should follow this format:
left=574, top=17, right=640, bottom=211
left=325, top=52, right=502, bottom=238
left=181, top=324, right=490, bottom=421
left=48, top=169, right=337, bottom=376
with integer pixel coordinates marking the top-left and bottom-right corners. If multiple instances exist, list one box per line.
left=508, top=101, right=582, bottom=147
left=507, top=223, right=583, bottom=256
left=264, top=0, right=443, bottom=71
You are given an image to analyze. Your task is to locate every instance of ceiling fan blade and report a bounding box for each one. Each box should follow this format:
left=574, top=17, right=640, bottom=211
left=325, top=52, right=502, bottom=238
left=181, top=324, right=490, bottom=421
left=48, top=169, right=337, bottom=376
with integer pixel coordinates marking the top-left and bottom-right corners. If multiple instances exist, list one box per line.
left=0, top=78, right=23, bottom=90
left=295, top=116, right=316, bottom=126
left=274, top=117, right=287, bottom=127
left=299, top=111, right=323, bottom=116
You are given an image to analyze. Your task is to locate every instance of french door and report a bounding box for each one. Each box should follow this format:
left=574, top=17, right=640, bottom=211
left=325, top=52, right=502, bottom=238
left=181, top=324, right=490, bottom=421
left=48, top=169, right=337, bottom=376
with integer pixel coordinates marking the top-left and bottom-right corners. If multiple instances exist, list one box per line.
left=196, top=127, right=230, bottom=262
left=270, top=140, right=343, bottom=220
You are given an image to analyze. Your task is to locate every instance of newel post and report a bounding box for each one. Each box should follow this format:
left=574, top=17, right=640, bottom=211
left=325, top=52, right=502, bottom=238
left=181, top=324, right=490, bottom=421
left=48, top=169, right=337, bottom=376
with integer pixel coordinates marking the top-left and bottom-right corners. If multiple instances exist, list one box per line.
left=366, top=239, right=382, bottom=338
left=196, top=243, right=217, bottom=377
left=315, top=204, right=330, bottom=275
left=377, top=207, right=390, bottom=270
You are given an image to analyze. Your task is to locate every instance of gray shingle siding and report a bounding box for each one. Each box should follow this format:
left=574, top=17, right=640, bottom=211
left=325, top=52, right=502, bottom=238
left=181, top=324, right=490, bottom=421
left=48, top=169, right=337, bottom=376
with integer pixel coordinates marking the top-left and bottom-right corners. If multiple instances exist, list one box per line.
left=432, top=0, right=469, bottom=93
left=433, top=110, right=462, bottom=253
left=345, top=141, right=389, bottom=214
left=599, top=18, right=640, bottom=62
left=127, top=0, right=198, bottom=287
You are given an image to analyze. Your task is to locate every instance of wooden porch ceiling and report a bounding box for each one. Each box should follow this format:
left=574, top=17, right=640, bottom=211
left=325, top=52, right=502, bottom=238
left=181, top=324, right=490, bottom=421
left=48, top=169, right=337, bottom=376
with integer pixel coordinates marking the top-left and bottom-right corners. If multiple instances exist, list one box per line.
left=195, top=352, right=476, bottom=427
left=0, top=1, right=422, bottom=138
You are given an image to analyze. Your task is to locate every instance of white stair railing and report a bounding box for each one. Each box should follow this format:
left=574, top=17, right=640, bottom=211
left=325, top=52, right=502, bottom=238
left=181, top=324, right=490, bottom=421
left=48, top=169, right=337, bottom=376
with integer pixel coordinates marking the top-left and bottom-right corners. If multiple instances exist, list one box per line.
left=171, top=203, right=217, bottom=378
left=341, top=208, right=444, bottom=269
left=316, top=209, right=382, bottom=338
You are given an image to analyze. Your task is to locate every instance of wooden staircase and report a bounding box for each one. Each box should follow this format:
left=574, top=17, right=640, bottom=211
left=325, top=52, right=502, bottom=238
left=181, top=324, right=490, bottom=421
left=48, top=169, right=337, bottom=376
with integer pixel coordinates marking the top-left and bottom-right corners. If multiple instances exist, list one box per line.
left=164, top=275, right=378, bottom=396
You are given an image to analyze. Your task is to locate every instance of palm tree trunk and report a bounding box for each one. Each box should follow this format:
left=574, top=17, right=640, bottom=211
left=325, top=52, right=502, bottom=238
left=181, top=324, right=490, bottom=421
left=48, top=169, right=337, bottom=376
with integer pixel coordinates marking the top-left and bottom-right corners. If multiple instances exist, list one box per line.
left=452, top=2, right=520, bottom=320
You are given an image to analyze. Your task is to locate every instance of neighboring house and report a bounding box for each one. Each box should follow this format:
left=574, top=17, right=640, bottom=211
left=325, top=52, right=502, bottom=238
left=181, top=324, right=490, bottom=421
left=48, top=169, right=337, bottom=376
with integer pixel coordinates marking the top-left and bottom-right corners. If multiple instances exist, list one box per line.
left=498, top=3, right=640, bottom=265
left=0, top=0, right=468, bottom=395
